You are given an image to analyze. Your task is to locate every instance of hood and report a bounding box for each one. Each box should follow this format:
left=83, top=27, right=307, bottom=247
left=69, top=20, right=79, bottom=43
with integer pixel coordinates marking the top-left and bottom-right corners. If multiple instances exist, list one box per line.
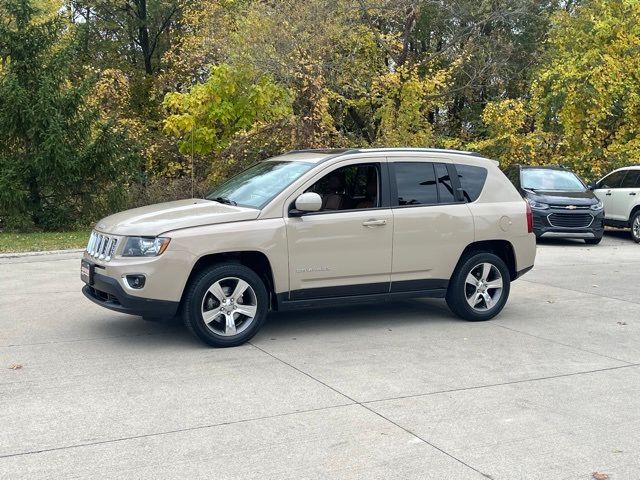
left=523, top=189, right=598, bottom=206
left=94, top=199, right=260, bottom=237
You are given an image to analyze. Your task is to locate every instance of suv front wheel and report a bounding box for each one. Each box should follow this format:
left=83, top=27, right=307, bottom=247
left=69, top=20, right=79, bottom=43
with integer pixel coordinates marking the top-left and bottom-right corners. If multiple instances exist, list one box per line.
left=182, top=263, right=269, bottom=347
left=446, top=252, right=511, bottom=321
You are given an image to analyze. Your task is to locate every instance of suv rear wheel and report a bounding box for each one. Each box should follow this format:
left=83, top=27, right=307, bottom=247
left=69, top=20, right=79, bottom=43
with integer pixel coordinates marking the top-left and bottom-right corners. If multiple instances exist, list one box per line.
left=446, top=252, right=511, bottom=321
left=631, top=211, right=640, bottom=243
left=182, top=263, right=269, bottom=347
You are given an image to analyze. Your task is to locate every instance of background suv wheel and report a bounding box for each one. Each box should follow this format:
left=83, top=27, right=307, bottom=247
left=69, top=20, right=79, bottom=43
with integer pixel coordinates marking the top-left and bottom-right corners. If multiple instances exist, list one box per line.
left=182, top=262, right=269, bottom=347
left=632, top=211, right=640, bottom=243
left=446, top=252, right=511, bottom=321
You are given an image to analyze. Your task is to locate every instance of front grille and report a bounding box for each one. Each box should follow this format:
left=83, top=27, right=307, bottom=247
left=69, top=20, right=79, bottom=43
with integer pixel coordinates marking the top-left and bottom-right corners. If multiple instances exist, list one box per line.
left=86, top=231, right=118, bottom=261
left=549, top=204, right=591, bottom=210
left=547, top=213, right=594, bottom=228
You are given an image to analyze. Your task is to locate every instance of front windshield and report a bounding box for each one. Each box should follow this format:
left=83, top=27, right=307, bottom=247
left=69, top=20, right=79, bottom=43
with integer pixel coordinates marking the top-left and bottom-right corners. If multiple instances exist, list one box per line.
left=207, top=161, right=314, bottom=209
left=521, top=169, right=586, bottom=192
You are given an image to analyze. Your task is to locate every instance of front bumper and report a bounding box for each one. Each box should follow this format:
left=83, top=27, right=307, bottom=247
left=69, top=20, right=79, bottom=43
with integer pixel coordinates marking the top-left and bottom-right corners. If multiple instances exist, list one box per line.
left=82, top=270, right=179, bottom=318
left=532, top=208, right=604, bottom=239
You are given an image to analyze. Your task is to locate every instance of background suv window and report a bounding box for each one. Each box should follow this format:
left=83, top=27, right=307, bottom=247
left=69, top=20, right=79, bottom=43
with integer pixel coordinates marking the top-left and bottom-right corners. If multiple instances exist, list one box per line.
left=620, top=170, right=640, bottom=188
left=599, top=170, right=627, bottom=189
left=395, top=162, right=438, bottom=205
left=456, top=164, right=488, bottom=202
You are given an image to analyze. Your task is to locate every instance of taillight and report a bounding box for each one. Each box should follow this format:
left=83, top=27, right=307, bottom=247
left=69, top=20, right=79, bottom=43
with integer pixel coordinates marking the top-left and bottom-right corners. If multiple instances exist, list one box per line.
left=525, top=201, right=533, bottom=233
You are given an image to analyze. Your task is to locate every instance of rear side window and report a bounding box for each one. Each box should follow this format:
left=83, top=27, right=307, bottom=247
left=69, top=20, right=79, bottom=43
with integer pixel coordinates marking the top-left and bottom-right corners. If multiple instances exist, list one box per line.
left=620, top=170, right=640, bottom=188
left=395, top=162, right=438, bottom=205
left=599, top=170, right=626, bottom=189
left=456, top=164, right=488, bottom=202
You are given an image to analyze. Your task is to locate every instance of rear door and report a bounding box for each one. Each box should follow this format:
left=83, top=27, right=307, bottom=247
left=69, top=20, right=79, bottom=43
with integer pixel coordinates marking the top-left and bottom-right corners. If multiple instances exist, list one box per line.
left=389, top=159, right=474, bottom=292
left=595, top=170, right=627, bottom=220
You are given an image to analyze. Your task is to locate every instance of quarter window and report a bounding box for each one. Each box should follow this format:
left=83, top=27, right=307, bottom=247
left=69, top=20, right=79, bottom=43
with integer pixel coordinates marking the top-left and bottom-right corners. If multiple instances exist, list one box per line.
left=456, top=164, right=488, bottom=202
left=395, top=162, right=438, bottom=205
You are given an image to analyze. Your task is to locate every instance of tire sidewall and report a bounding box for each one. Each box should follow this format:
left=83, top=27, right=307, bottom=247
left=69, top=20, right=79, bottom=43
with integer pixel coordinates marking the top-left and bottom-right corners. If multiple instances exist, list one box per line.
left=184, top=264, right=269, bottom=347
left=632, top=212, right=640, bottom=243
left=447, top=252, right=511, bottom=321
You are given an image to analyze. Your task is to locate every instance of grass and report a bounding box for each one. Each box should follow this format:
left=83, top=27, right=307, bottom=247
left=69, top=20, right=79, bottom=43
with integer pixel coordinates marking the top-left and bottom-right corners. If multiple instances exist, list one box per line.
left=0, top=230, right=90, bottom=254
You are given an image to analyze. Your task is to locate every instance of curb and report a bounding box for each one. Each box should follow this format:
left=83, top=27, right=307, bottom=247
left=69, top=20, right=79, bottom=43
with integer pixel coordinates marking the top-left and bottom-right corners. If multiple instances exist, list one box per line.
left=0, top=248, right=84, bottom=259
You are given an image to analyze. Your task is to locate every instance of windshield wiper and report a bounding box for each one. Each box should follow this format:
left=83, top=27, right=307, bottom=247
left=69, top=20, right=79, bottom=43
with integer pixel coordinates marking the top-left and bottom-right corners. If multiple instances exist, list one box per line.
left=212, top=196, right=237, bottom=206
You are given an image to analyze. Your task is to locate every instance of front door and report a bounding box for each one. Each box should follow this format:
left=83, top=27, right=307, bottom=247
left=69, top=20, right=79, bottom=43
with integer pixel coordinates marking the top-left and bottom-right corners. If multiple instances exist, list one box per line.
left=284, top=161, right=393, bottom=300
left=595, top=170, right=627, bottom=220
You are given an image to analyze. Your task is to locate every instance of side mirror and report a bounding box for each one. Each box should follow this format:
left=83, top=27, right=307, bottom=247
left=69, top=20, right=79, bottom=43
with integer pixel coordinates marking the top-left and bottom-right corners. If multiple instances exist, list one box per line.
left=587, top=181, right=597, bottom=190
left=290, top=192, right=322, bottom=216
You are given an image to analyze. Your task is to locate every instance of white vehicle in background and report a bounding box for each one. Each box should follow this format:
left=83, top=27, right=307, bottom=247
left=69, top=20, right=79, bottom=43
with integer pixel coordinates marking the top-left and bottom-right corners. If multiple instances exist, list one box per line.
left=591, top=167, right=640, bottom=243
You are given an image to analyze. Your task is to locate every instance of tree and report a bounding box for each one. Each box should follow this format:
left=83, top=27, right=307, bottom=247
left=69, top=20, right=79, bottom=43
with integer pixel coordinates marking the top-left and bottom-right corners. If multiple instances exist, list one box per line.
left=0, top=0, right=139, bottom=230
left=472, top=0, right=640, bottom=177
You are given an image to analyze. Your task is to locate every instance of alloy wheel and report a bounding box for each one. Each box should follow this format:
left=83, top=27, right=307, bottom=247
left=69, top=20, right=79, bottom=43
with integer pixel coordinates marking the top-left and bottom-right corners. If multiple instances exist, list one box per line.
left=464, top=262, right=504, bottom=311
left=201, top=277, right=258, bottom=336
left=633, top=216, right=640, bottom=241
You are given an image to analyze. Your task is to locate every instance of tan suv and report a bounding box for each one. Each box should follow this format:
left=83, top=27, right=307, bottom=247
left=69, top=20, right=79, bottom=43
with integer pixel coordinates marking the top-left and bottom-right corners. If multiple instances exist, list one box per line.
left=81, top=148, right=536, bottom=347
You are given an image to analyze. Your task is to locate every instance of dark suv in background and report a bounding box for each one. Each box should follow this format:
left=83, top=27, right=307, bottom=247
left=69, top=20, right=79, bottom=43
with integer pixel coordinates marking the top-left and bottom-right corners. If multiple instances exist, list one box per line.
left=504, top=165, right=604, bottom=244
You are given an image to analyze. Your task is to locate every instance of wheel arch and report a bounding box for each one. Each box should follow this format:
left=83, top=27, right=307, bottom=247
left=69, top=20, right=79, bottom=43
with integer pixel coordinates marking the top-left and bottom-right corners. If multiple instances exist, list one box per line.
left=182, top=251, right=277, bottom=309
left=630, top=204, right=640, bottom=225
left=460, top=240, right=517, bottom=281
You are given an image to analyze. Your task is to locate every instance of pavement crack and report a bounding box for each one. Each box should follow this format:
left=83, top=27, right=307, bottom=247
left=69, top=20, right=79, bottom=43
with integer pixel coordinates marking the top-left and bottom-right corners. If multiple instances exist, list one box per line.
left=249, top=342, right=492, bottom=478
left=363, top=363, right=640, bottom=405
left=489, top=322, right=636, bottom=365
left=0, top=403, right=354, bottom=460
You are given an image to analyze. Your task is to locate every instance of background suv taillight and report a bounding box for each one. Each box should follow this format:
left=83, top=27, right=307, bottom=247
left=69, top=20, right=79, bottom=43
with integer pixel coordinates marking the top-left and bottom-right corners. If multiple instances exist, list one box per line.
left=526, top=201, right=533, bottom=233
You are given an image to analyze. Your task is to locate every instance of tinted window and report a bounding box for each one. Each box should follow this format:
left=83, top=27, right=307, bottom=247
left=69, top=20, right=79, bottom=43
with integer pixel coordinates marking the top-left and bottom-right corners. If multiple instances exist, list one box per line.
left=599, top=170, right=626, bottom=189
left=395, top=162, right=438, bottom=205
left=456, top=164, right=488, bottom=202
left=435, top=163, right=456, bottom=203
left=620, top=170, right=640, bottom=188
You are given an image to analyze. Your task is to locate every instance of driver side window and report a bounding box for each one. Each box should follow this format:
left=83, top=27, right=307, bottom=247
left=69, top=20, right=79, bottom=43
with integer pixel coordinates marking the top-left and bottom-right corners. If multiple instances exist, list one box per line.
left=306, top=164, right=380, bottom=212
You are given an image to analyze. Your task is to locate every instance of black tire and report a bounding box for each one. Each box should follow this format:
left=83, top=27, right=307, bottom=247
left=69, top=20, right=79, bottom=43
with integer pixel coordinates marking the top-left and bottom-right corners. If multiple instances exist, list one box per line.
left=584, top=237, right=602, bottom=245
left=446, top=252, right=511, bottom=321
left=182, top=262, right=269, bottom=347
left=631, top=211, right=640, bottom=243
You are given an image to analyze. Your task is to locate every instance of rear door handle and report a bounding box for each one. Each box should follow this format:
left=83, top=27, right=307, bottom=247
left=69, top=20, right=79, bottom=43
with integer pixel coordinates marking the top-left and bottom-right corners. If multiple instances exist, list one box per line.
left=362, top=219, right=387, bottom=227
left=630, top=192, right=637, bottom=196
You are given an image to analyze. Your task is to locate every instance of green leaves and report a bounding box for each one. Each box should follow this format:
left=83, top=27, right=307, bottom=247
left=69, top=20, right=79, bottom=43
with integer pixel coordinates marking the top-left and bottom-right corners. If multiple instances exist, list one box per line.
left=0, top=0, right=140, bottom=230
left=163, top=64, right=292, bottom=156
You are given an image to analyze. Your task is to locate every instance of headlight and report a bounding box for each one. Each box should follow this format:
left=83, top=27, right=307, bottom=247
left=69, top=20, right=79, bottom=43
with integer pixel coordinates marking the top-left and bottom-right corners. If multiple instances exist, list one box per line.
left=525, top=197, right=549, bottom=210
left=122, top=237, right=171, bottom=257
left=590, top=200, right=604, bottom=211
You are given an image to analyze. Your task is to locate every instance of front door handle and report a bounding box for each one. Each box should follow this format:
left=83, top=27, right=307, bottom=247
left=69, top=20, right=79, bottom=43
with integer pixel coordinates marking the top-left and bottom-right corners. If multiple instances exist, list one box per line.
left=605, top=191, right=612, bottom=196
left=362, top=219, right=387, bottom=227
left=630, top=192, right=637, bottom=196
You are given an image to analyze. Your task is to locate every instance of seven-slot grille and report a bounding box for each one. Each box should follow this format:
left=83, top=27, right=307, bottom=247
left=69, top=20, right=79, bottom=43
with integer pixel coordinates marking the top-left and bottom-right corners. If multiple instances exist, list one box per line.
left=86, top=231, right=118, bottom=261
left=547, top=213, right=593, bottom=229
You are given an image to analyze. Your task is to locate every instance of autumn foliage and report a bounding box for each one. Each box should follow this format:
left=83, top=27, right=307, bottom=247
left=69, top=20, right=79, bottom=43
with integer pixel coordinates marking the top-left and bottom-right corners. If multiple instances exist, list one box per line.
left=1, top=0, right=639, bottom=230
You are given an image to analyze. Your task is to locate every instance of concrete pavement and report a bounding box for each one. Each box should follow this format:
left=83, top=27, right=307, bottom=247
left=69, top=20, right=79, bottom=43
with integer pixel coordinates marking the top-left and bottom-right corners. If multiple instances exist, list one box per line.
left=1, top=232, right=639, bottom=479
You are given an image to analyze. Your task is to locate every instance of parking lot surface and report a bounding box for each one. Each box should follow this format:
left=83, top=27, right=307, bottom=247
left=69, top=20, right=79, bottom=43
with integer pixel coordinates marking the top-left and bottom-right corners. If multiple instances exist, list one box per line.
left=1, top=232, right=639, bottom=479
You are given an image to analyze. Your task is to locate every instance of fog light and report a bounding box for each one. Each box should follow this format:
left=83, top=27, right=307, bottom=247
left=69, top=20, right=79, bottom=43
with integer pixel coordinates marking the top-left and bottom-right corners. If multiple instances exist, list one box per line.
left=126, top=274, right=146, bottom=289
